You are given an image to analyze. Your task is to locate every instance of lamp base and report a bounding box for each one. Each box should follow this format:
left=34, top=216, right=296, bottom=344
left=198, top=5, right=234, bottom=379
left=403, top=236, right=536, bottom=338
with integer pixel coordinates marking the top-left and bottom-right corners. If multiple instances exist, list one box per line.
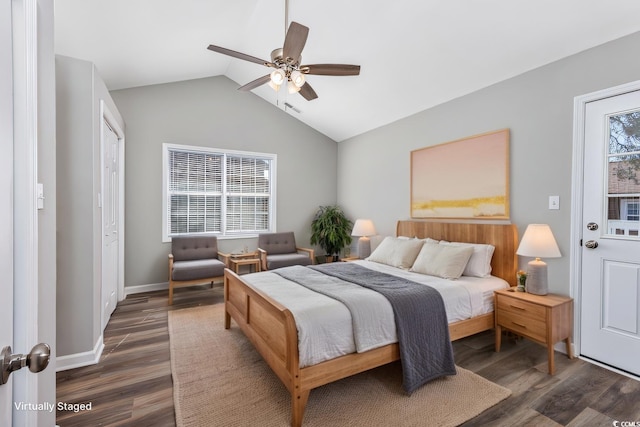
left=357, top=236, right=372, bottom=259
left=526, top=258, right=548, bottom=295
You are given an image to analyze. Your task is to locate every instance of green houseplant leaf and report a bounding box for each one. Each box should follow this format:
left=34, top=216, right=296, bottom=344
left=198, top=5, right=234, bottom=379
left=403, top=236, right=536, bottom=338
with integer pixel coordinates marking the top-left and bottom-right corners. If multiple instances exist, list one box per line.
left=310, top=205, right=353, bottom=261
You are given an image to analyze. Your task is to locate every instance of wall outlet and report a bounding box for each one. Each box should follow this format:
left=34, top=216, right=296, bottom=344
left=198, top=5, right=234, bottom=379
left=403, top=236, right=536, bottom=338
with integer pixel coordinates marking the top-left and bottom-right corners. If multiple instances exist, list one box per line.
left=549, top=195, right=560, bottom=210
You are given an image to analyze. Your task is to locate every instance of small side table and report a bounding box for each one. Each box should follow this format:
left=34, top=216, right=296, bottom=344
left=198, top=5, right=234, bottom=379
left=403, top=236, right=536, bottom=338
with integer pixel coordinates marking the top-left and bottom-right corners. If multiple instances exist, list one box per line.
left=228, top=253, right=261, bottom=274
left=340, top=256, right=361, bottom=262
left=494, top=288, right=574, bottom=375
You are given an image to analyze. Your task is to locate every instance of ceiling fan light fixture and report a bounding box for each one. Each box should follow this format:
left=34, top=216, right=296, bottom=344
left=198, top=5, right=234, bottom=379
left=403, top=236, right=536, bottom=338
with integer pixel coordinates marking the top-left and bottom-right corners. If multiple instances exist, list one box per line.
left=287, top=80, right=301, bottom=94
left=290, top=70, right=305, bottom=88
left=268, top=80, right=281, bottom=91
left=207, top=15, right=360, bottom=101
left=270, top=69, right=286, bottom=86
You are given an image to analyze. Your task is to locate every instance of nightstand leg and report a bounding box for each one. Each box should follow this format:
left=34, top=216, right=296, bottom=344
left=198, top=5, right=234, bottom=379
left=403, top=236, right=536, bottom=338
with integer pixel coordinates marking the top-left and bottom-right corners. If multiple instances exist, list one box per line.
left=548, top=344, right=555, bottom=375
left=495, top=325, right=502, bottom=352
left=565, top=337, right=574, bottom=359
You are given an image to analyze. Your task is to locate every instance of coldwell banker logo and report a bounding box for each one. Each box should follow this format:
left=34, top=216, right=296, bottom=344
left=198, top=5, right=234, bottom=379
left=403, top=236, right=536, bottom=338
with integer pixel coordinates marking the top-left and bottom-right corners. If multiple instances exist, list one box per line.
left=613, top=421, right=640, bottom=427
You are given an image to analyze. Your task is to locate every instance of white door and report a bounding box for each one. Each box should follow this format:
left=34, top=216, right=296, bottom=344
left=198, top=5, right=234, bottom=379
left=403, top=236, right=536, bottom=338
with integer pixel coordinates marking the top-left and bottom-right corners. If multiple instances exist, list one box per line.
left=1, top=1, right=14, bottom=423
left=102, top=118, right=120, bottom=330
left=581, top=88, right=640, bottom=377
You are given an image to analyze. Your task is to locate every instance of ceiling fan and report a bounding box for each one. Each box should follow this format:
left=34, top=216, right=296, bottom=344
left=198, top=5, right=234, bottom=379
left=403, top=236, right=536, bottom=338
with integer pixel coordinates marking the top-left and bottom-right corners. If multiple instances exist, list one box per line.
left=206, top=5, right=360, bottom=101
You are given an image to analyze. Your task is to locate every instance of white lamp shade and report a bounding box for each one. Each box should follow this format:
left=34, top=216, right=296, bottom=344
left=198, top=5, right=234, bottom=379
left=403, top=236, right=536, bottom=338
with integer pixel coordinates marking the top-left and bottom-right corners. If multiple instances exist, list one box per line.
left=287, top=81, right=301, bottom=94
left=290, top=70, right=305, bottom=87
left=352, top=219, right=376, bottom=237
left=270, top=69, right=286, bottom=85
left=516, top=224, right=561, bottom=258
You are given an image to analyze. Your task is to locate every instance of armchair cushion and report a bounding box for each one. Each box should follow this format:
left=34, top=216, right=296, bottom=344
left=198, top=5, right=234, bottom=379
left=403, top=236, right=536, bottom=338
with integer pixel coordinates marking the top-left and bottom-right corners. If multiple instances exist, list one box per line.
left=172, top=258, right=226, bottom=281
left=258, top=232, right=297, bottom=255
left=266, top=253, right=313, bottom=270
left=172, top=235, right=218, bottom=261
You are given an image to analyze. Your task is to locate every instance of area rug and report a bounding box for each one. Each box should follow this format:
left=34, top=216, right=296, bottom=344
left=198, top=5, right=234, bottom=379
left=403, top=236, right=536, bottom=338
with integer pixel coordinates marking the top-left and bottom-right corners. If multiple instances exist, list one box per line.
left=168, top=304, right=511, bottom=427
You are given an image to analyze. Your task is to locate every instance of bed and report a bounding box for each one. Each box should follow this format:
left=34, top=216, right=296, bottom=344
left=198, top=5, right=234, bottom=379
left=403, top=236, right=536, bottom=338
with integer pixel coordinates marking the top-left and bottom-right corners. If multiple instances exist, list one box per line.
left=223, top=220, right=518, bottom=427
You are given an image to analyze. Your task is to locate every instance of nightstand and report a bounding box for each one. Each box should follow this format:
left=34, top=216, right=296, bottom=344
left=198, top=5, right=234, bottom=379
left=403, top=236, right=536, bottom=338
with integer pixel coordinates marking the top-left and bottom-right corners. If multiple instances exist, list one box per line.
left=494, top=288, right=574, bottom=375
left=340, top=256, right=360, bottom=262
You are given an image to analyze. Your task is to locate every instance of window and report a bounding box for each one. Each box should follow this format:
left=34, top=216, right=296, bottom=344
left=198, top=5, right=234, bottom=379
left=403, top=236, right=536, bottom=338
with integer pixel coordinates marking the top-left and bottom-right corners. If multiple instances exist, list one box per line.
left=622, top=198, right=640, bottom=221
left=162, top=143, right=276, bottom=241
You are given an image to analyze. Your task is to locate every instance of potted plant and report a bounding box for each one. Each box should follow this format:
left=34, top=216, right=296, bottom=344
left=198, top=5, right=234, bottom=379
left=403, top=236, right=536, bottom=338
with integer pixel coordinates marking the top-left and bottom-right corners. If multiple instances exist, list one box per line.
left=310, top=205, right=353, bottom=262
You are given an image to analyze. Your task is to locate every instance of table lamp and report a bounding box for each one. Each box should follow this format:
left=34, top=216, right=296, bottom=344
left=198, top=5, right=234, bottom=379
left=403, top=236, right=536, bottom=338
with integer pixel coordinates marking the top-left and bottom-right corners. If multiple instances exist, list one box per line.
left=351, top=219, right=376, bottom=259
left=516, top=224, right=561, bottom=295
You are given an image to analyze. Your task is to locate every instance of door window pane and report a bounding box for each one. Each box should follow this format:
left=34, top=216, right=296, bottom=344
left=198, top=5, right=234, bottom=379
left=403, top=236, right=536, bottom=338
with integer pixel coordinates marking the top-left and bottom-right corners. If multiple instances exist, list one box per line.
left=607, top=109, right=640, bottom=237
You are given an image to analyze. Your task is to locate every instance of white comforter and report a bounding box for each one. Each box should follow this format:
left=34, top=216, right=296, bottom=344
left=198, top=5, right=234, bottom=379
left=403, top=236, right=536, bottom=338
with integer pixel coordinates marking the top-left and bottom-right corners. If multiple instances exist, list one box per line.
left=241, top=260, right=508, bottom=367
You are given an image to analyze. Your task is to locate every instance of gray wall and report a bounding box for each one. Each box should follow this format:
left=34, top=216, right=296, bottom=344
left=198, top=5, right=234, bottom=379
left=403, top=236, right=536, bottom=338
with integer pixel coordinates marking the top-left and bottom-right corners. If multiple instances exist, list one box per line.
left=110, top=76, right=337, bottom=288
left=337, top=31, right=640, bottom=296
left=56, top=55, right=125, bottom=358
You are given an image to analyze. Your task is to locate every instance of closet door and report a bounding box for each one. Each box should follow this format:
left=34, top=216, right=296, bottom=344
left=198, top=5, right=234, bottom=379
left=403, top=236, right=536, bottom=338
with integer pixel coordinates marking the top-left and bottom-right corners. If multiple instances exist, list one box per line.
left=101, top=116, right=120, bottom=330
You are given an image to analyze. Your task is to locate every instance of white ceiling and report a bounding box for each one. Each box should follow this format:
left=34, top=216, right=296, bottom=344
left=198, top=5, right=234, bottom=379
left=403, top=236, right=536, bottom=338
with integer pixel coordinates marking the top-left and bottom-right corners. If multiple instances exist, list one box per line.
left=54, top=0, right=640, bottom=142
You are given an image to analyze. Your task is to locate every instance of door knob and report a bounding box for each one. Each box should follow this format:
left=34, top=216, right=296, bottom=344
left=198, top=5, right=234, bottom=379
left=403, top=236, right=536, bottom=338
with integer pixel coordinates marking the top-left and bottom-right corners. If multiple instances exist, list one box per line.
left=585, top=240, right=599, bottom=249
left=1, top=343, right=51, bottom=385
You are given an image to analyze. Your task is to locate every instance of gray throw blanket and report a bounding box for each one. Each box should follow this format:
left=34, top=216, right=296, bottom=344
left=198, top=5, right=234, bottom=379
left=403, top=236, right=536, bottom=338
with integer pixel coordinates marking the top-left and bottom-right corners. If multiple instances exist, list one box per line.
left=275, top=262, right=456, bottom=393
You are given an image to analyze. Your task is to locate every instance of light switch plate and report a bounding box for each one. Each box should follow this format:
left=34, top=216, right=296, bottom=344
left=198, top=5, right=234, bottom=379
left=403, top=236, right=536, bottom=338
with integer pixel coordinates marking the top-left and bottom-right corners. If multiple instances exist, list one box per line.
left=549, top=195, right=559, bottom=210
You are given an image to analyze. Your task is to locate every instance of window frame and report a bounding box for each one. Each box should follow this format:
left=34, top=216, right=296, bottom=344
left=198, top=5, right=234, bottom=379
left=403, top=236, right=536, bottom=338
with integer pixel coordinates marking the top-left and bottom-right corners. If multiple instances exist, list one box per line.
left=162, top=143, right=277, bottom=242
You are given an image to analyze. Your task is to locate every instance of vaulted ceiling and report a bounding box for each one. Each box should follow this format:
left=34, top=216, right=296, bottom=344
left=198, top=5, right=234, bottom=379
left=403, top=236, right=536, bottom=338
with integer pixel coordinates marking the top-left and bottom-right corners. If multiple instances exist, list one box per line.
left=54, top=0, right=640, bottom=142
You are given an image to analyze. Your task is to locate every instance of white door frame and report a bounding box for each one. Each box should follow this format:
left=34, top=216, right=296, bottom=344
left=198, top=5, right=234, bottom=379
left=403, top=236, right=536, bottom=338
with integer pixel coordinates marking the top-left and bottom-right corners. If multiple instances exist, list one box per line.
left=100, top=100, right=126, bottom=305
left=570, top=78, right=640, bottom=379
left=11, top=0, right=49, bottom=425
left=0, top=0, right=15, bottom=424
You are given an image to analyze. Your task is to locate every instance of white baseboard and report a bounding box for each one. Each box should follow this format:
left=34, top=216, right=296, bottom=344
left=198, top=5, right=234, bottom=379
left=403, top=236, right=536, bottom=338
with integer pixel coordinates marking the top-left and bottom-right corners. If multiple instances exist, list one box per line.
left=56, top=335, right=104, bottom=372
left=123, top=281, right=169, bottom=298
left=553, top=341, right=575, bottom=356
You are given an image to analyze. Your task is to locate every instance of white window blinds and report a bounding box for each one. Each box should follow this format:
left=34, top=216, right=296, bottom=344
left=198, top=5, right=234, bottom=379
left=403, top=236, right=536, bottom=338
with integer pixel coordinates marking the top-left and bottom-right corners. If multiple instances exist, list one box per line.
left=163, top=144, right=275, bottom=240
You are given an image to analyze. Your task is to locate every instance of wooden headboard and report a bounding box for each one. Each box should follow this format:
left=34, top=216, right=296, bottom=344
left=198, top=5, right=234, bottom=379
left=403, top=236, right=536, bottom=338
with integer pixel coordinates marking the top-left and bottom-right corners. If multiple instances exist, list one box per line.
left=396, top=220, right=519, bottom=287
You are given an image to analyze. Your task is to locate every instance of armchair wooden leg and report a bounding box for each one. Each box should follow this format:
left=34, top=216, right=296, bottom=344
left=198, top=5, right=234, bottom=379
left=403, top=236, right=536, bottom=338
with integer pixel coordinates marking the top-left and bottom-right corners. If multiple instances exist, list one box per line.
left=168, top=282, right=174, bottom=305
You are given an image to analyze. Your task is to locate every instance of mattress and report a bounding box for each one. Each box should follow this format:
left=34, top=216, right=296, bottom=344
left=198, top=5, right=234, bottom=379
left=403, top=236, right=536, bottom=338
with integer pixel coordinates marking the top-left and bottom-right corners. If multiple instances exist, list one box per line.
left=241, top=260, right=508, bottom=367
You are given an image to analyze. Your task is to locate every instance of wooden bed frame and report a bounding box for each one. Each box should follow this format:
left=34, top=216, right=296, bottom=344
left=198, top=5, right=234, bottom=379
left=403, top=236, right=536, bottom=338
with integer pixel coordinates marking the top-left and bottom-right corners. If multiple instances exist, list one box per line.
left=223, top=220, right=518, bottom=426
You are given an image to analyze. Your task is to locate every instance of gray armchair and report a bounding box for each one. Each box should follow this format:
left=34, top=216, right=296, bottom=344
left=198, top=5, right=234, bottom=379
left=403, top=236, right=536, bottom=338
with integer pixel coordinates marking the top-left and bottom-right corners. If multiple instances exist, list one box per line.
left=257, top=232, right=315, bottom=271
left=168, top=235, right=229, bottom=305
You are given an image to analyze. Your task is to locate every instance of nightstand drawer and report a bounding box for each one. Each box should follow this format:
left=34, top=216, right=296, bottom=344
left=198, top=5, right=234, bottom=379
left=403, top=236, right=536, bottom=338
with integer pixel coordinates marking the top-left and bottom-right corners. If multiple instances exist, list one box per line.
left=496, top=294, right=546, bottom=322
left=496, top=310, right=546, bottom=343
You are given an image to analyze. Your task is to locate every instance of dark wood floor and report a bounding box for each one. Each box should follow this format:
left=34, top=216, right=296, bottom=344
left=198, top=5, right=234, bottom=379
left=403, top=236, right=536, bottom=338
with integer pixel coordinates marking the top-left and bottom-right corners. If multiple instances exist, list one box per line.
left=56, top=286, right=640, bottom=427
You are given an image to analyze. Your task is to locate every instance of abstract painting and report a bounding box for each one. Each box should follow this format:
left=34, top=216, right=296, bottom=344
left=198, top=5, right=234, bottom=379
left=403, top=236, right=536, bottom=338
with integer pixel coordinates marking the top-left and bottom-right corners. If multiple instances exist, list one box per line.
left=411, top=129, right=510, bottom=219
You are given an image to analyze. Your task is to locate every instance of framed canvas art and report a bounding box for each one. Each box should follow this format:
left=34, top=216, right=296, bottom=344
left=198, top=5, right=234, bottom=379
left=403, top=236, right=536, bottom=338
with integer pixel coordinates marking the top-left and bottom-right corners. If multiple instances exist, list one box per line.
left=411, top=129, right=510, bottom=219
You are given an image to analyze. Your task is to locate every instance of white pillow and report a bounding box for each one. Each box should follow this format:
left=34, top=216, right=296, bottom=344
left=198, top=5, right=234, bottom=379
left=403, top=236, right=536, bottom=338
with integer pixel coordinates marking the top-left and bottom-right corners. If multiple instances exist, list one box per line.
left=366, top=236, right=424, bottom=269
left=410, top=242, right=474, bottom=279
left=397, top=236, right=439, bottom=245
left=439, top=241, right=495, bottom=277
left=397, top=236, right=439, bottom=244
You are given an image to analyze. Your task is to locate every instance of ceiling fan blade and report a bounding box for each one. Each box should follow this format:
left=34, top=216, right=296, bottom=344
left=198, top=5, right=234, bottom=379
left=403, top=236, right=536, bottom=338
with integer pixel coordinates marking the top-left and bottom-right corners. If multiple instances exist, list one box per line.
left=300, top=64, right=361, bottom=76
left=299, top=82, right=318, bottom=101
left=238, top=75, right=272, bottom=92
left=282, top=21, right=309, bottom=63
left=207, top=45, right=272, bottom=67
